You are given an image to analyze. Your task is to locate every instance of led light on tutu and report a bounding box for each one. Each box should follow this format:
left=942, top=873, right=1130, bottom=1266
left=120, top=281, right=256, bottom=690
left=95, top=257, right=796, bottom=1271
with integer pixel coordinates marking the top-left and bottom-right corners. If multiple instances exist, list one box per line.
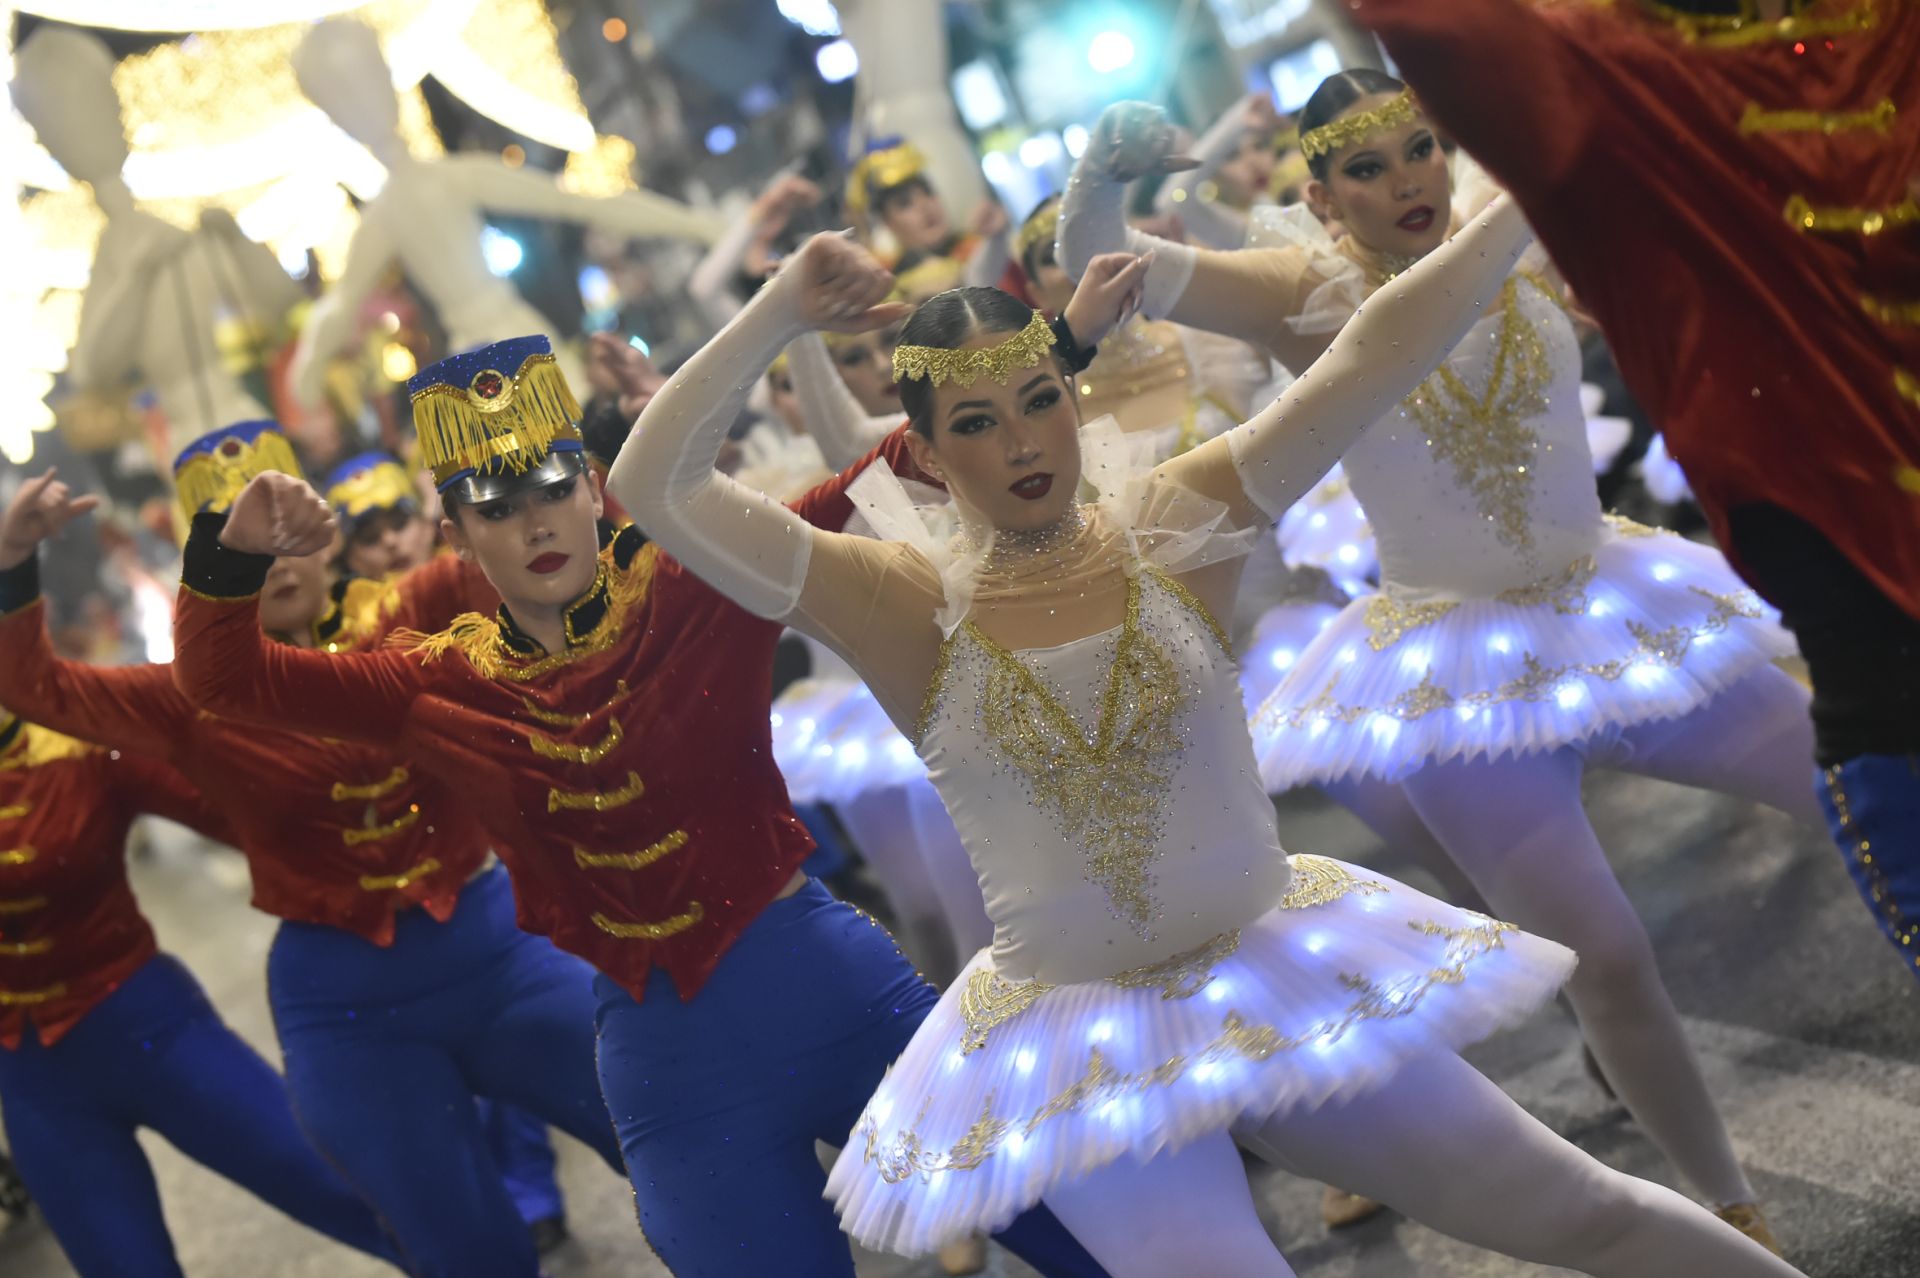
left=173, top=420, right=304, bottom=528
left=408, top=334, right=588, bottom=504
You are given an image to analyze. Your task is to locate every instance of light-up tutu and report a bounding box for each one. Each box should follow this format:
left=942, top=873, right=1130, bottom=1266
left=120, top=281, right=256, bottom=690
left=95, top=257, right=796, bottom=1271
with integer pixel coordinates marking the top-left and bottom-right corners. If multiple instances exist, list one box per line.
left=770, top=639, right=925, bottom=804
left=1244, top=194, right=1791, bottom=792
left=1251, top=519, right=1792, bottom=790
left=825, top=422, right=1575, bottom=1255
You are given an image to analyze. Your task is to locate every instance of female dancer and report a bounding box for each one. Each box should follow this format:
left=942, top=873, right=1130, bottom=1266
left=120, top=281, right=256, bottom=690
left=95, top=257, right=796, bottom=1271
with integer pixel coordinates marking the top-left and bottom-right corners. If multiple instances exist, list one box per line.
left=0, top=676, right=397, bottom=1274
left=0, top=429, right=623, bottom=1278
left=611, top=224, right=1799, bottom=1274
left=848, top=136, right=1011, bottom=288
left=162, top=341, right=1105, bottom=1278
left=1062, top=81, right=1820, bottom=1248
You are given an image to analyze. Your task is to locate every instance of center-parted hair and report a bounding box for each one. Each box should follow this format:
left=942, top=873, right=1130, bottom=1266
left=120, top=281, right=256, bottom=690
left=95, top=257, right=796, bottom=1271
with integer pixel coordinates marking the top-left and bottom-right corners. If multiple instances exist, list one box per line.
left=895, top=287, right=1045, bottom=436
left=1297, top=69, right=1408, bottom=182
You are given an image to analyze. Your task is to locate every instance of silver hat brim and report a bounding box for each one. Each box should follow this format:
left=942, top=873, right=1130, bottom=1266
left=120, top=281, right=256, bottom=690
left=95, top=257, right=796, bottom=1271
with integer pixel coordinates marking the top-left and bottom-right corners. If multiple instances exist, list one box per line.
left=442, top=449, right=589, bottom=505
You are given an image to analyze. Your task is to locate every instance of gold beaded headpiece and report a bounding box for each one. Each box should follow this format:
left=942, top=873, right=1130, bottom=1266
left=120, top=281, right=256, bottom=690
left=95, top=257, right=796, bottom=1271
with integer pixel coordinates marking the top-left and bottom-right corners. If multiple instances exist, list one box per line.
left=1300, top=89, right=1420, bottom=161
left=1015, top=202, right=1061, bottom=263
left=892, top=310, right=1054, bottom=388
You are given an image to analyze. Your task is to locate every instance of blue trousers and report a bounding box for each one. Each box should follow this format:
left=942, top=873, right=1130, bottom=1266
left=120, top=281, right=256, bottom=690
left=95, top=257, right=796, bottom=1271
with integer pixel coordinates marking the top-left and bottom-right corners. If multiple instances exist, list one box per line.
left=595, top=878, right=1108, bottom=1278
left=1819, top=753, right=1920, bottom=980
left=475, top=1098, right=565, bottom=1226
left=270, top=866, right=621, bottom=1277
left=0, top=955, right=398, bottom=1277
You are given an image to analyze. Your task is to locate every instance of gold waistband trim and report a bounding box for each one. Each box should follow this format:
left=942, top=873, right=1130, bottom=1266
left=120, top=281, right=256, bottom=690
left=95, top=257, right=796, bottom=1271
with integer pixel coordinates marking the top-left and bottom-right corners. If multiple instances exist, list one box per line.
left=0, top=897, right=47, bottom=915
left=0, top=937, right=52, bottom=957
left=0, top=982, right=65, bottom=1006
left=549, top=771, right=645, bottom=814
left=0, top=847, right=35, bottom=866
left=573, top=830, right=689, bottom=871
left=341, top=807, right=420, bottom=846
left=1862, top=295, right=1920, bottom=327
left=590, top=902, right=705, bottom=940
left=0, top=802, right=30, bottom=821
left=331, top=767, right=410, bottom=803
left=1897, top=368, right=1920, bottom=409
left=358, top=857, right=443, bottom=892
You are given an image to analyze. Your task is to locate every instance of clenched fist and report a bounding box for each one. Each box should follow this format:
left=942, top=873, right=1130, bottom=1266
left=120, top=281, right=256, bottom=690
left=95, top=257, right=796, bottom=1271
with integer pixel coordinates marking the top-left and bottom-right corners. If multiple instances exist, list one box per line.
left=218, top=471, right=337, bottom=558
left=0, top=468, right=102, bottom=571
left=784, top=232, right=914, bottom=335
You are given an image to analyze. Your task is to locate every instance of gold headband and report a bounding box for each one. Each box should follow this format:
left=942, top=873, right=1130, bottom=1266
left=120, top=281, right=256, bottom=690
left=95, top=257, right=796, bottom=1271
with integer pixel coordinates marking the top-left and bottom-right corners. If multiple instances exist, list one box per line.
left=1300, top=89, right=1419, bottom=161
left=846, top=142, right=929, bottom=220
left=892, top=311, right=1054, bottom=388
left=1015, top=203, right=1061, bottom=262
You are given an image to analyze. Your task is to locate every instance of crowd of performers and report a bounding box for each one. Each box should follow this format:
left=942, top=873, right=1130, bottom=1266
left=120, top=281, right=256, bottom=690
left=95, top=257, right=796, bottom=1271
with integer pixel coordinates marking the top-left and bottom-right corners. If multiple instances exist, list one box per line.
left=0, top=1, right=1915, bottom=1275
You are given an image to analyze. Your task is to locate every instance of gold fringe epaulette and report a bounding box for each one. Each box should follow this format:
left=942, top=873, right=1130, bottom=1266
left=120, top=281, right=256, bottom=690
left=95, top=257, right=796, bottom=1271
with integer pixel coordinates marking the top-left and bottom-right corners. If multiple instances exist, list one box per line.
left=0, top=724, right=97, bottom=772
left=393, top=539, right=660, bottom=682
left=335, top=576, right=405, bottom=651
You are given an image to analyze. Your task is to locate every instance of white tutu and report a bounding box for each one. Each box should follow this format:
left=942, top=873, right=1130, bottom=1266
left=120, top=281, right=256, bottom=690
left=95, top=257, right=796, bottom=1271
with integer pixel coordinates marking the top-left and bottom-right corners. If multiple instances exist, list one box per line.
left=828, top=855, right=1574, bottom=1255
left=1237, top=599, right=1343, bottom=716
left=770, top=676, right=923, bottom=805
left=1252, top=520, right=1795, bottom=790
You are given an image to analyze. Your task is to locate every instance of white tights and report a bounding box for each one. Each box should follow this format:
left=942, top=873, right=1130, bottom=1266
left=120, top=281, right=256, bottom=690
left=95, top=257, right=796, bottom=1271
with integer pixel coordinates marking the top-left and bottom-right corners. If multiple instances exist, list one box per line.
left=1397, top=666, right=1819, bottom=1207
left=1042, top=1052, right=1804, bottom=1278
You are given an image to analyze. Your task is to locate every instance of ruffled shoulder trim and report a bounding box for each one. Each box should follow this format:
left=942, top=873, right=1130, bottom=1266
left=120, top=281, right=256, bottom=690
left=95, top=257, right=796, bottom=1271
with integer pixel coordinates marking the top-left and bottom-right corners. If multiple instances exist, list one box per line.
left=1247, top=204, right=1368, bottom=337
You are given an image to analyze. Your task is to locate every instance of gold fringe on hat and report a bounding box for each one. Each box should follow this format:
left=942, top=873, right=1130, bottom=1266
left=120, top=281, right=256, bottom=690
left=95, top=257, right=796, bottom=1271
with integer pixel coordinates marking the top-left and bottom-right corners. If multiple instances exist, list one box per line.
left=328, top=462, right=417, bottom=518
left=174, top=430, right=305, bottom=525
left=410, top=353, right=584, bottom=487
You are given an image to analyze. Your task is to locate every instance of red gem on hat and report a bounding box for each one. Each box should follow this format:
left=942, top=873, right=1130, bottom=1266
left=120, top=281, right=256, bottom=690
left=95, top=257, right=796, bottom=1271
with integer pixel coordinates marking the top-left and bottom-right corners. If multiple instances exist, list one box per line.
left=219, top=439, right=245, bottom=457
left=472, top=370, right=506, bottom=399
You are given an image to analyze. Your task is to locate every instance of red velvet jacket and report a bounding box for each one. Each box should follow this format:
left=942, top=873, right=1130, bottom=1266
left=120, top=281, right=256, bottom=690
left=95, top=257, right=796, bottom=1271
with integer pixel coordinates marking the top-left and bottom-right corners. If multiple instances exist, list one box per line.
left=0, top=561, right=495, bottom=945
left=0, top=714, right=232, bottom=1047
left=1354, top=0, right=1920, bottom=619
left=171, top=432, right=923, bottom=1004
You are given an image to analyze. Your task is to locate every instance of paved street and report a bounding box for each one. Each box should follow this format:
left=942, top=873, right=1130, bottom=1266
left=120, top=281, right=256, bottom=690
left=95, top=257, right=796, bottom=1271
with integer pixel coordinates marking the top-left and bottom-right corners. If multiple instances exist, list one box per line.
left=5, top=771, right=1913, bottom=1277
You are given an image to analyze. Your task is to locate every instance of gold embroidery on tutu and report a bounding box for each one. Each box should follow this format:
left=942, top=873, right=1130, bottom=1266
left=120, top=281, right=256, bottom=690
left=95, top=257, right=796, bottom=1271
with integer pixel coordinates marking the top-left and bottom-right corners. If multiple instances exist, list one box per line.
left=1270, top=585, right=1767, bottom=731
left=859, top=911, right=1523, bottom=1183
left=1108, top=929, right=1243, bottom=1000
left=959, top=930, right=1244, bottom=1055
left=1280, top=856, right=1389, bottom=910
left=961, top=970, right=1056, bottom=1055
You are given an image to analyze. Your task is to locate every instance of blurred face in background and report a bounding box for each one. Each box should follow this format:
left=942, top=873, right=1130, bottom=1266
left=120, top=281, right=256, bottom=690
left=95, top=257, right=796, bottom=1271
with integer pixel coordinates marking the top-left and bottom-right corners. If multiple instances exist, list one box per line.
left=879, top=179, right=951, bottom=253
left=260, top=548, right=332, bottom=637
left=830, top=331, right=903, bottom=416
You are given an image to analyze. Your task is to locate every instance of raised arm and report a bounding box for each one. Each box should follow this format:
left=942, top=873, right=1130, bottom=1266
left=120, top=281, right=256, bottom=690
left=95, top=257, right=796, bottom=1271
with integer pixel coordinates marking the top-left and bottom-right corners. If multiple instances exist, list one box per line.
left=289, top=211, right=396, bottom=411
left=0, top=471, right=192, bottom=757
left=786, top=332, right=898, bottom=470
left=687, top=172, right=823, bottom=329
left=609, top=235, right=914, bottom=617
left=1060, top=102, right=1333, bottom=369
left=1160, top=194, right=1534, bottom=527
left=170, top=492, right=424, bottom=743
left=1154, top=94, right=1272, bottom=250
left=452, top=156, right=725, bottom=247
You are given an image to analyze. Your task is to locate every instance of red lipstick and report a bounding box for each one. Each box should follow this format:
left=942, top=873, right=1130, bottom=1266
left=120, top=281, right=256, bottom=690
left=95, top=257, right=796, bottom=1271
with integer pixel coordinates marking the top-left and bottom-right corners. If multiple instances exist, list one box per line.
left=526, top=552, right=571, bottom=575
left=1010, top=474, right=1053, bottom=501
left=1397, top=205, right=1436, bottom=233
